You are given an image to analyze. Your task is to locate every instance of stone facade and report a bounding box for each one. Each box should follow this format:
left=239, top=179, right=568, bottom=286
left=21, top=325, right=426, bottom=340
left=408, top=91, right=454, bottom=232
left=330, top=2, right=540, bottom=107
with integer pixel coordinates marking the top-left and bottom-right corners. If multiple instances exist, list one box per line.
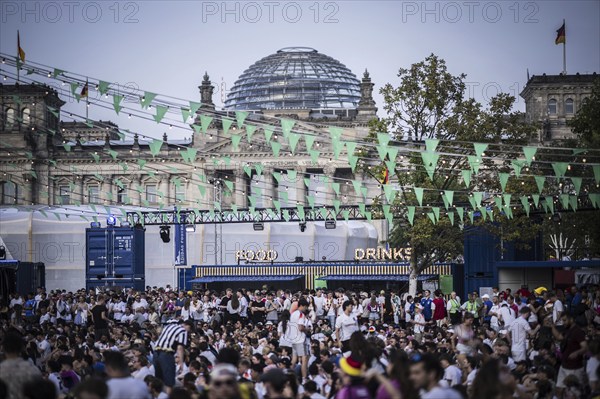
left=520, top=73, right=598, bottom=143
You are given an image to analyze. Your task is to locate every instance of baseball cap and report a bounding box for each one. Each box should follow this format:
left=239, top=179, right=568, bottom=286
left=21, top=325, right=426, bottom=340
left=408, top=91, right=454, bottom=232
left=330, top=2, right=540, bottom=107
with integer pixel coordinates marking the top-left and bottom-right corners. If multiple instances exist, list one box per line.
left=482, top=294, right=490, bottom=299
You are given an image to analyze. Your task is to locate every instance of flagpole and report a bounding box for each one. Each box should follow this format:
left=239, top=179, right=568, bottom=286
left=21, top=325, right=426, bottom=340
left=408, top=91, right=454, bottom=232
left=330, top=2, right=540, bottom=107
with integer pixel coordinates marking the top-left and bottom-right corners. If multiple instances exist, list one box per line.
left=563, top=19, right=567, bottom=74
left=16, top=30, right=20, bottom=83
left=86, top=78, right=89, bottom=121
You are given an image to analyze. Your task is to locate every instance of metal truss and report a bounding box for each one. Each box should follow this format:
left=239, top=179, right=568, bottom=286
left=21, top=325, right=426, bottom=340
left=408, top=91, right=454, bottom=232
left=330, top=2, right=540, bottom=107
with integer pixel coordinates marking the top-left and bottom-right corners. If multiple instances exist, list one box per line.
left=127, top=205, right=370, bottom=226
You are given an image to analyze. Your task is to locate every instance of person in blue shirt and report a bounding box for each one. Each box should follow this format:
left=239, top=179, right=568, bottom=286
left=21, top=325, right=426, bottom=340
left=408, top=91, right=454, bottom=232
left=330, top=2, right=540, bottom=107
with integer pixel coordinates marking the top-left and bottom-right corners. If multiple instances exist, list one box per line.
left=24, top=294, right=36, bottom=321
left=420, top=290, right=434, bottom=322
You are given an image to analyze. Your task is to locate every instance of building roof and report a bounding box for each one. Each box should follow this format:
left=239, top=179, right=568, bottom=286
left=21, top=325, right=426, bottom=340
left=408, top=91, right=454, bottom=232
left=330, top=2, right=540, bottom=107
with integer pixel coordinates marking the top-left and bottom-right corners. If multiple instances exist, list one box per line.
left=224, top=47, right=361, bottom=110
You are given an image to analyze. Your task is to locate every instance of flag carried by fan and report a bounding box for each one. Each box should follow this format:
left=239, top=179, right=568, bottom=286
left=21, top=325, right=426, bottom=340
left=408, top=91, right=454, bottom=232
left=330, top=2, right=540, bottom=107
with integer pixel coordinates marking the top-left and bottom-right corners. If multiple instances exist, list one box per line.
left=80, top=81, right=89, bottom=98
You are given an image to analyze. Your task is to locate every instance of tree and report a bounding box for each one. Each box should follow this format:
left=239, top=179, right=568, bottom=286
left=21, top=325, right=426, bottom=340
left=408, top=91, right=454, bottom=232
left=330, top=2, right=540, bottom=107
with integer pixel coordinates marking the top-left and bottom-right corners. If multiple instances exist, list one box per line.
left=569, top=78, right=600, bottom=149
left=374, top=54, right=538, bottom=296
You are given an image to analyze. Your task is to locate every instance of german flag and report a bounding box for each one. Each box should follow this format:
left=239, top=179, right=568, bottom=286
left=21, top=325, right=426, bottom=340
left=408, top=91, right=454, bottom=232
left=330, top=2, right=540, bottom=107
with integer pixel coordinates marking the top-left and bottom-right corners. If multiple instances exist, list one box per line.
left=555, top=22, right=565, bottom=45
left=382, top=168, right=389, bottom=184
left=17, top=31, right=25, bottom=62
left=80, top=82, right=88, bottom=98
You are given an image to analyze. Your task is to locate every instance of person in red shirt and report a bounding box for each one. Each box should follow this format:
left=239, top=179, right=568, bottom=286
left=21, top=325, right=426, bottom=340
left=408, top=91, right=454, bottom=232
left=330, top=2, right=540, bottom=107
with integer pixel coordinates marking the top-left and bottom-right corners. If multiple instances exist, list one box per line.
left=507, top=295, right=519, bottom=316
left=432, top=290, right=446, bottom=327
left=516, top=285, right=531, bottom=299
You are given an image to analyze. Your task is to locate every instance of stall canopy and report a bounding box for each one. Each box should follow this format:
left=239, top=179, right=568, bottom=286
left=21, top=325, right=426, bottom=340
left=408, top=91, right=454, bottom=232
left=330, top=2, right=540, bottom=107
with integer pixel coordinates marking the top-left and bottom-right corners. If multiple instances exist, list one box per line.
left=317, top=274, right=438, bottom=281
left=188, top=275, right=304, bottom=283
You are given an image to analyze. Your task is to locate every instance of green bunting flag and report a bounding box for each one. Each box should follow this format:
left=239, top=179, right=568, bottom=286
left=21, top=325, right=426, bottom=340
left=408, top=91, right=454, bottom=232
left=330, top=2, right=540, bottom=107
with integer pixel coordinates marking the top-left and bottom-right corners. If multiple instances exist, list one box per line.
left=98, top=81, right=110, bottom=95
left=499, top=173, right=510, bottom=192
left=385, top=161, right=396, bottom=175
left=377, top=133, right=390, bottom=147
left=181, top=147, right=197, bottom=163
left=421, top=151, right=439, bottom=180
left=520, top=196, right=531, bottom=216
left=414, top=187, right=424, bottom=206
left=281, top=119, right=296, bottom=138
left=113, top=94, right=124, bottom=114
left=200, top=115, right=213, bottom=133
left=383, top=185, right=395, bottom=203
left=189, top=101, right=202, bottom=115
left=140, top=92, right=157, bottom=109
left=571, top=177, right=582, bottom=196
left=425, top=138, right=440, bottom=153
left=534, top=176, right=545, bottom=194
left=544, top=196, right=555, bottom=214
left=473, top=143, right=488, bottom=158
left=407, top=206, right=416, bottom=225
left=154, top=105, right=168, bottom=123
left=264, top=126, right=274, bottom=142
left=456, top=207, right=464, bottom=223
left=444, top=190, right=454, bottom=208
left=231, top=134, right=242, bottom=151
left=272, top=171, right=282, bottom=184
left=304, top=134, right=316, bottom=151
left=474, top=192, right=483, bottom=208
left=346, top=141, right=357, bottom=156
left=288, top=133, right=301, bottom=154
left=222, top=118, right=233, bottom=135
left=387, top=146, right=399, bottom=162
left=181, top=108, right=191, bottom=123
left=593, top=165, right=600, bottom=185
left=246, top=124, right=257, bottom=142
left=333, top=140, right=345, bottom=159
left=138, top=159, right=147, bottom=170
left=328, top=181, right=339, bottom=196
left=589, top=193, right=600, bottom=209
left=376, top=145, right=388, bottom=161
left=307, top=195, right=316, bottom=208
left=224, top=180, right=234, bottom=192
left=235, top=111, right=248, bottom=128
left=310, top=150, right=320, bottom=165
left=523, top=146, right=537, bottom=166
left=243, top=165, right=252, bottom=177
left=532, top=194, right=540, bottom=208
left=149, top=139, right=163, bottom=156
left=352, top=180, right=362, bottom=196
left=560, top=194, right=569, bottom=210
left=467, top=156, right=481, bottom=174
left=348, top=154, right=358, bottom=171
left=287, top=170, right=297, bottom=181
left=569, top=195, right=578, bottom=212
left=468, top=211, right=474, bottom=224
left=511, top=160, right=524, bottom=177
left=108, top=150, right=118, bottom=160
left=70, top=82, right=79, bottom=96
left=270, top=141, right=281, bottom=157
left=448, top=212, right=455, bottom=225
left=303, top=177, right=311, bottom=187
left=427, top=212, right=436, bottom=224
left=432, top=207, right=440, bottom=222
left=461, top=170, right=471, bottom=187
left=91, top=153, right=100, bottom=163
left=552, top=162, right=569, bottom=178
left=297, top=205, right=305, bottom=221
left=333, top=199, right=341, bottom=213
left=53, top=68, right=65, bottom=78
left=47, top=106, right=59, bottom=118
left=503, top=193, right=512, bottom=207
left=494, top=197, right=503, bottom=210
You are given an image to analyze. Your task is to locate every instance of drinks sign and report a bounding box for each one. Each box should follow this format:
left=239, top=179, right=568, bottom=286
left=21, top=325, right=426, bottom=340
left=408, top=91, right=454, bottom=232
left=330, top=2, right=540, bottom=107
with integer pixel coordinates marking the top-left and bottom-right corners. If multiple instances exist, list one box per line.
left=354, top=247, right=411, bottom=261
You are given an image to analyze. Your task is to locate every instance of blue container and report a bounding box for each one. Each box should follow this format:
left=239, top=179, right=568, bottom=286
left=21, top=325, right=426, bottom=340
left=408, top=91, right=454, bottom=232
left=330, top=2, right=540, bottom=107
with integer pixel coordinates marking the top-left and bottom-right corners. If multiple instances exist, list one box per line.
left=85, top=226, right=145, bottom=290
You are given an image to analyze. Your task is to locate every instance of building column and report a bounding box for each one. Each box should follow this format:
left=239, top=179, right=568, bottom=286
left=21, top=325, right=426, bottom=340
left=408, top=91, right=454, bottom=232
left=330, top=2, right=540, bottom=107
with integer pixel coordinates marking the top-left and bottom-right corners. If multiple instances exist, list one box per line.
left=324, top=165, right=336, bottom=206
left=79, top=177, right=85, bottom=204
left=101, top=175, right=112, bottom=205
left=131, top=177, right=141, bottom=206
left=234, top=170, right=246, bottom=208
left=159, top=175, right=168, bottom=205
left=295, top=167, right=306, bottom=206
left=263, top=166, right=275, bottom=208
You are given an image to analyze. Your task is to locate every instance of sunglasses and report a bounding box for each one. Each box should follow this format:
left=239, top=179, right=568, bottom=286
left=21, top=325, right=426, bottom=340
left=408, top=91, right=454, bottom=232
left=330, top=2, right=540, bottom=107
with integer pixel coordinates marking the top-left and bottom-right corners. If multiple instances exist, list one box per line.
left=213, top=379, right=235, bottom=387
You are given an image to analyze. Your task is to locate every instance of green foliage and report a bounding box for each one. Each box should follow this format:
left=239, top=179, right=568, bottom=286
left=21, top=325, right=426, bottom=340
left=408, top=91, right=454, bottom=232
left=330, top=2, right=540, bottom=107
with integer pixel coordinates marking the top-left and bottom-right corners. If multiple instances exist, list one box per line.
left=568, top=78, right=600, bottom=149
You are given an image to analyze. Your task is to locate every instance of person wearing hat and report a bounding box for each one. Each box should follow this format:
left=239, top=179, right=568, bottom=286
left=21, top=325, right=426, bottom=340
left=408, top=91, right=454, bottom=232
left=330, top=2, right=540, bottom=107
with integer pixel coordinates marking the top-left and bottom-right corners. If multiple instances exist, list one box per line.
left=411, top=303, right=427, bottom=344
left=481, top=294, right=493, bottom=324
left=338, top=354, right=371, bottom=399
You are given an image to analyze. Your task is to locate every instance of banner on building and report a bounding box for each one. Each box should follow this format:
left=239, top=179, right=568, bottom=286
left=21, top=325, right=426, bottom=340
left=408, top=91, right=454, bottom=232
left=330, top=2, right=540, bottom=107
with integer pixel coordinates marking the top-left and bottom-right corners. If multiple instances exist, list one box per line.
left=174, top=223, right=187, bottom=266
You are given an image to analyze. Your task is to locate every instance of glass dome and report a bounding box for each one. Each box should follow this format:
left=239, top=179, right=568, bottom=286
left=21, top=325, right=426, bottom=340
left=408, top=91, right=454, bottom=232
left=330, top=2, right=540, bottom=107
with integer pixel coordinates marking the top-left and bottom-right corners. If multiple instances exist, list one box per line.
left=224, top=47, right=361, bottom=110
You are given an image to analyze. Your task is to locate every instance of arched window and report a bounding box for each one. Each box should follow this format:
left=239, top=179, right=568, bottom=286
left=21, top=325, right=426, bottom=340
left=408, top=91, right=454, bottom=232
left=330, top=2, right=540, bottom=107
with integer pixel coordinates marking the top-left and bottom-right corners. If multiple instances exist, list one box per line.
left=547, top=99, right=557, bottom=114
left=565, top=98, right=574, bottom=114
left=5, top=108, right=15, bottom=129
left=1, top=181, right=17, bottom=204
left=22, top=108, right=31, bottom=126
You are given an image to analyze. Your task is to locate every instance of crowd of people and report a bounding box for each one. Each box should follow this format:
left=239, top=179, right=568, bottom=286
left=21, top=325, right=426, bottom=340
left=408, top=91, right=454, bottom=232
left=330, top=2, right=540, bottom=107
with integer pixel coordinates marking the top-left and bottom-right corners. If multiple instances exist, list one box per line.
left=0, top=283, right=599, bottom=399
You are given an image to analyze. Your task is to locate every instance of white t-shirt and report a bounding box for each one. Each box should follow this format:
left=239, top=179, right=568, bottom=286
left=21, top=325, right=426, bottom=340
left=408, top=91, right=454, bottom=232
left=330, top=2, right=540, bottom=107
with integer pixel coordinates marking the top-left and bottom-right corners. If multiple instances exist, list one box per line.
left=413, top=313, right=425, bottom=333
left=509, top=316, right=531, bottom=351
left=314, top=295, right=325, bottom=316
left=443, top=365, right=462, bottom=387
left=405, top=302, right=413, bottom=323
left=499, top=306, right=515, bottom=329
left=287, top=310, right=307, bottom=344
left=335, top=312, right=358, bottom=342
left=421, top=386, right=463, bottom=399
left=489, top=304, right=500, bottom=329
left=587, top=356, right=599, bottom=384
left=553, top=300, right=564, bottom=325
left=107, top=377, right=151, bottom=399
